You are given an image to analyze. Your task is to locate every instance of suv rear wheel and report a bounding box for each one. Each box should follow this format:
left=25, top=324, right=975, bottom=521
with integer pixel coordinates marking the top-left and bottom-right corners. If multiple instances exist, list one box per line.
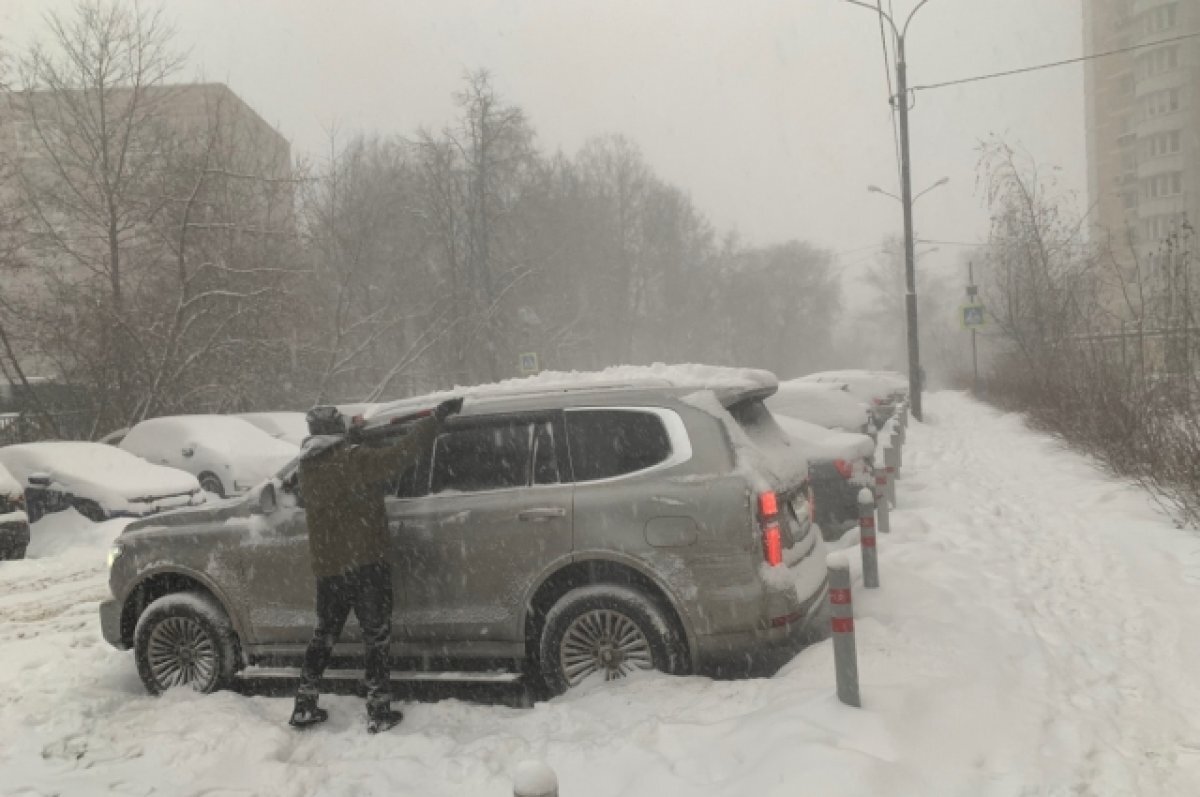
left=133, top=592, right=238, bottom=695
left=538, top=584, right=684, bottom=695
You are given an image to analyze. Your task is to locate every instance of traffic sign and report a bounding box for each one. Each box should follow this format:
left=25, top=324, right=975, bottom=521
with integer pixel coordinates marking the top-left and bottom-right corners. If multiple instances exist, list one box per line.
left=518, top=352, right=540, bottom=374
left=960, top=303, right=986, bottom=328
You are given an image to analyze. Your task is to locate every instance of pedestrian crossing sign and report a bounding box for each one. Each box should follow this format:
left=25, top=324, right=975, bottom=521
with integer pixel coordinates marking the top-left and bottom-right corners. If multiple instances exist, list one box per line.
left=519, top=352, right=540, bottom=374
left=961, top=303, right=986, bottom=329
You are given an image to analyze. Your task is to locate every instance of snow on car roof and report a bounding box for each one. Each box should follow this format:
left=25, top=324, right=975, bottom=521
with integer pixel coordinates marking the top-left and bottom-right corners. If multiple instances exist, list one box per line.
left=368, top=363, right=778, bottom=419
left=124, top=415, right=298, bottom=457
left=0, top=441, right=200, bottom=499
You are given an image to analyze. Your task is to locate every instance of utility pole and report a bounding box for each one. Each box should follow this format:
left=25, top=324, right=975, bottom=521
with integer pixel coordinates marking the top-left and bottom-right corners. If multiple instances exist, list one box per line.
left=894, top=34, right=922, bottom=420
left=846, top=0, right=933, bottom=421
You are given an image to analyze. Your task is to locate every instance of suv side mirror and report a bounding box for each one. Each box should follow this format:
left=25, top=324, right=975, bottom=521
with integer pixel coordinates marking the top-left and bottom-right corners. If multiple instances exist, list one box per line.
left=257, top=482, right=278, bottom=515
left=27, top=472, right=51, bottom=488
left=182, top=446, right=195, bottom=458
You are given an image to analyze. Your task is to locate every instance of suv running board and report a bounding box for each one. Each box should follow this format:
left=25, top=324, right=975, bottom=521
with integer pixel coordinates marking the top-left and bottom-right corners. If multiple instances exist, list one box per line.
left=238, top=666, right=522, bottom=684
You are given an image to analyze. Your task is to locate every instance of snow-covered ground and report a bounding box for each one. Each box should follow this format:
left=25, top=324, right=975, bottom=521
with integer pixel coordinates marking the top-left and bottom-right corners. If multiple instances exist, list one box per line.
left=4, top=391, right=1200, bottom=796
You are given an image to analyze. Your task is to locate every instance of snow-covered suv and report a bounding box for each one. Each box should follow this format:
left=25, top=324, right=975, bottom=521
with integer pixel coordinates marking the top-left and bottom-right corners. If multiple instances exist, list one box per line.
left=99, top=367, right=828, bottom=696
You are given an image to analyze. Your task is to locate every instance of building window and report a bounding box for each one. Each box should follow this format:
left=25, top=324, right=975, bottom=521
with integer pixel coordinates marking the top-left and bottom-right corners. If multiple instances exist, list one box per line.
left=1122, top=190, right=1138, bottom=210
left=1144, top=88, right=1181, bottom=118
left=1137, top=45, right=1180, bottom=78
left=1143, top=172, right=1185, bottom=199
left=1145, top=130, right=1183, bottom=158
left=1143, top=3, right=1179, bottom=35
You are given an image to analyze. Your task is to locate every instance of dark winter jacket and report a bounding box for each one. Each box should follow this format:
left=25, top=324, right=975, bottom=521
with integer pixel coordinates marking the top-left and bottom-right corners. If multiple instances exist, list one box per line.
left=299, top=416, right=439, bottom=579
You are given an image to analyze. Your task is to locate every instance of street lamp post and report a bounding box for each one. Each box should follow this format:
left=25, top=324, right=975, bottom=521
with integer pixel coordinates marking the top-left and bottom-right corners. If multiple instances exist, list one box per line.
left=846, top=0, right=935, bottom=421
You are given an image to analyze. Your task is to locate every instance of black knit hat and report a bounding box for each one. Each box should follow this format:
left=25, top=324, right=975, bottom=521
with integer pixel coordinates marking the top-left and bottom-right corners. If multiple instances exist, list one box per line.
left=306, top=405, right=346, bottom=437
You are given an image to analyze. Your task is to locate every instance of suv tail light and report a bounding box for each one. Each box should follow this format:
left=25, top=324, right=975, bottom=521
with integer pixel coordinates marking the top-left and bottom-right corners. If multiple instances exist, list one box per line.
left=757, top=490, right=783, bottom=567
left=833, top=459, right=853, bottom=479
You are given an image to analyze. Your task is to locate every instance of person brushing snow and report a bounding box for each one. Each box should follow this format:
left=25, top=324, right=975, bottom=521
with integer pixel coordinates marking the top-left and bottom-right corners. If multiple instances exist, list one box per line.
left=289, top=398, right=463, bottom=733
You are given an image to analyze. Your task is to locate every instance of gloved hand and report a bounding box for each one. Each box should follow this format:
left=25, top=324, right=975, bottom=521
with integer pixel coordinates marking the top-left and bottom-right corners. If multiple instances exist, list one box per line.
left=434, top=397, right=464, bottom=421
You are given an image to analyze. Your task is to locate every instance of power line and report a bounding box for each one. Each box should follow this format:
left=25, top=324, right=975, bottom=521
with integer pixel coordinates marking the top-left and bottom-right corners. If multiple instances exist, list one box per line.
left=875, top=0, right=902, bottom=185
left=912, top=29, right=1200, bottom=93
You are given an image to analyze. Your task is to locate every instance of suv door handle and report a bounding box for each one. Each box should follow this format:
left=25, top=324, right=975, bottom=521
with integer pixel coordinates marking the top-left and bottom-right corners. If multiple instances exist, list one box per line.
left=517, top=507, right=566, bottom=522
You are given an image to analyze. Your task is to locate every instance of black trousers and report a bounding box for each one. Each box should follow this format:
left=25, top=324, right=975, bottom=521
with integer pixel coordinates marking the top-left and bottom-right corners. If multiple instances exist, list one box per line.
left=298, top=561, right=393, bottom=712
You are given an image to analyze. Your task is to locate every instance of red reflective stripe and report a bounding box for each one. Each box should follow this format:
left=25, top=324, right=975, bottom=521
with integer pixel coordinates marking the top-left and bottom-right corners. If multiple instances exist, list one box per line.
left=831, top=617, right=854, bottom=633
left=861, top=535, right=876, bottom=547
left=875, top=477, right=887, bottom=485
left=829, top=588, right=851, bottom=605
left=860, top=516, right=875, bottom=529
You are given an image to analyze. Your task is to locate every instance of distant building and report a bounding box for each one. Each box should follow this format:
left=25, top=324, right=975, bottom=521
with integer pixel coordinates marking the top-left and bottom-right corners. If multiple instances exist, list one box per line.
left=0, top=82, right=292, bottom=380
left=1084, top=0, right=1198, bottom=259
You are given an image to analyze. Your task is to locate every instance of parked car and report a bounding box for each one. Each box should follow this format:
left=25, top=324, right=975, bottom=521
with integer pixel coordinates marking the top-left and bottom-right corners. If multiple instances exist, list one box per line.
left=235, top=412, right=309, bottom=447
left=120, top=415, right=299, bottom=497
left=0, top=461, right=29, bottom=560
left=767, top=380, right=872, bottom=434
left=799, top=370, right=907, bottom=425
left=100, top=368, right=828, bottom=697
left=0, top=442, right=205, bottom=523
left=772, top=414, right=874, bottom=538
left=97, top=427, right=129, bottom=446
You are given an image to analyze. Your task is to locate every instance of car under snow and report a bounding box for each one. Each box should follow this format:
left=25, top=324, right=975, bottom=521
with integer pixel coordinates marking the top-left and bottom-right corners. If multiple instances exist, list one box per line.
left=766, top=379, right=872, bottom=434
left=0, top=460, right=29, bottom=559
left=0, top=442, right=204, bottom=523
left=120, top=415, right=299, bottom=497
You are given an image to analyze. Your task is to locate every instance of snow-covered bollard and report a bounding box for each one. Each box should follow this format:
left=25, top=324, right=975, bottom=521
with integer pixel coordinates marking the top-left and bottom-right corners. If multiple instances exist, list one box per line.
left=883, top=444, right=898, bottom=506
left=858, top=488, right=879, bottom=589
left=874, top=466, right=893, bottom=525
left=514, top=760, right=559, bottom=797
left=899, top=401, right=909, bottom=431
left=890, top=422, right=903, bottom=471
left=827, top=553, right=860, bottom=708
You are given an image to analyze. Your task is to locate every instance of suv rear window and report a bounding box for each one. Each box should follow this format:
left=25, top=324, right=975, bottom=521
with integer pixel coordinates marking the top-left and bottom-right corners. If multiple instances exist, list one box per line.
left=566, top=410, right=671, bottom=481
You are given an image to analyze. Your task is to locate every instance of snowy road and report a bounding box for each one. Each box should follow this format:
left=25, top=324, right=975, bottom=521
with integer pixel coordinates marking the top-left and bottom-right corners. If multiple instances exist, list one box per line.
left=4, top=392, right=1200, bottom=796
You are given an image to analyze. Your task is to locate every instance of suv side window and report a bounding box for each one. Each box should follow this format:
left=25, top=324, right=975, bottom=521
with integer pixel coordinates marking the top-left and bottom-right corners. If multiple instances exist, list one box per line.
left=566, top=409, right=672, bottom=482
left=430, top=419, right=533, bottom=494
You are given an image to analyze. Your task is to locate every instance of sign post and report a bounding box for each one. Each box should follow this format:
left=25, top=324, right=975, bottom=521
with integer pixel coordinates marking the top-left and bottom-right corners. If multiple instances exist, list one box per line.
left=961, top=262, right=985, bottom=394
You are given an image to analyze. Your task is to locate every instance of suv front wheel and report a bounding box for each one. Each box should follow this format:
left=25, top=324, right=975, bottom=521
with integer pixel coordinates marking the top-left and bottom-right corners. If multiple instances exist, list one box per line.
left=538, top=584, right=684, bottom=695
left=133, top=592, right=239, bottom=695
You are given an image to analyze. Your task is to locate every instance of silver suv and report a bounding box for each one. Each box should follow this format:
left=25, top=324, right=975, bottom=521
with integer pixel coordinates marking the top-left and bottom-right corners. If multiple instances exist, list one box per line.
left=100, top=378, right=828, bottom=696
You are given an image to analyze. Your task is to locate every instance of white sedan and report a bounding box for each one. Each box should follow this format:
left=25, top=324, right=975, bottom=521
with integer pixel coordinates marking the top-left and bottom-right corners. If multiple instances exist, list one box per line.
left=120, top=415, right=298, bottom=497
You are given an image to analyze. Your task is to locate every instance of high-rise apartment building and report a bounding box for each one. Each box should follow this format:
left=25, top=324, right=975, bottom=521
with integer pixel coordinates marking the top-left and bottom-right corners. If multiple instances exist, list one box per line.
left=1085, top=0, right=1198, bottom=257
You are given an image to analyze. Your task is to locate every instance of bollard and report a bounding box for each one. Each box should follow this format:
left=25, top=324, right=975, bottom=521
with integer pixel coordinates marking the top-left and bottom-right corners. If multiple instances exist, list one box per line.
left=883, top=444, right=898, bottom=506
left=857, top=488, right=879, bottom=588
left=891, top=423, right=903, bottom=471
left=873, top=466, right=891, bottom=531
left=514, top=760, right=559, bottom=797
left=899, top=401, right=909, bottom=430
left=827, top=552, right=860, bottom=708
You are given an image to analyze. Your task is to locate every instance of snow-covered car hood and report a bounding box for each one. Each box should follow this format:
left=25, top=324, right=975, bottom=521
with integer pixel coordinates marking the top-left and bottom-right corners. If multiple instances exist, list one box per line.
left=773, top=414, right=875, bottom=462
left=0, top=442, right=203, bottom=514
left=767, top=381, right=870, bottom=432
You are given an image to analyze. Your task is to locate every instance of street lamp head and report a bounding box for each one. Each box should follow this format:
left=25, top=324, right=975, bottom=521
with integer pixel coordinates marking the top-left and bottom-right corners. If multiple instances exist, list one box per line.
left=867, top=185, right=883, bottom=194
left=933, top=177, right=949, bottom=188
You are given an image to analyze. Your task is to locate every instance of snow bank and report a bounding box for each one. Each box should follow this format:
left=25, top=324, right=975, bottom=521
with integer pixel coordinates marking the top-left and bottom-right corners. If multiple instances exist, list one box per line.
left=24, top=509, right=131, bottom=559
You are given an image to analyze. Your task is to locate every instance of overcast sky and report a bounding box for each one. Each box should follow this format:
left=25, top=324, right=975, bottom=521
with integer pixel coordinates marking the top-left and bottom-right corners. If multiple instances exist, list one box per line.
left=2, top=0, right=1087, bottom=289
